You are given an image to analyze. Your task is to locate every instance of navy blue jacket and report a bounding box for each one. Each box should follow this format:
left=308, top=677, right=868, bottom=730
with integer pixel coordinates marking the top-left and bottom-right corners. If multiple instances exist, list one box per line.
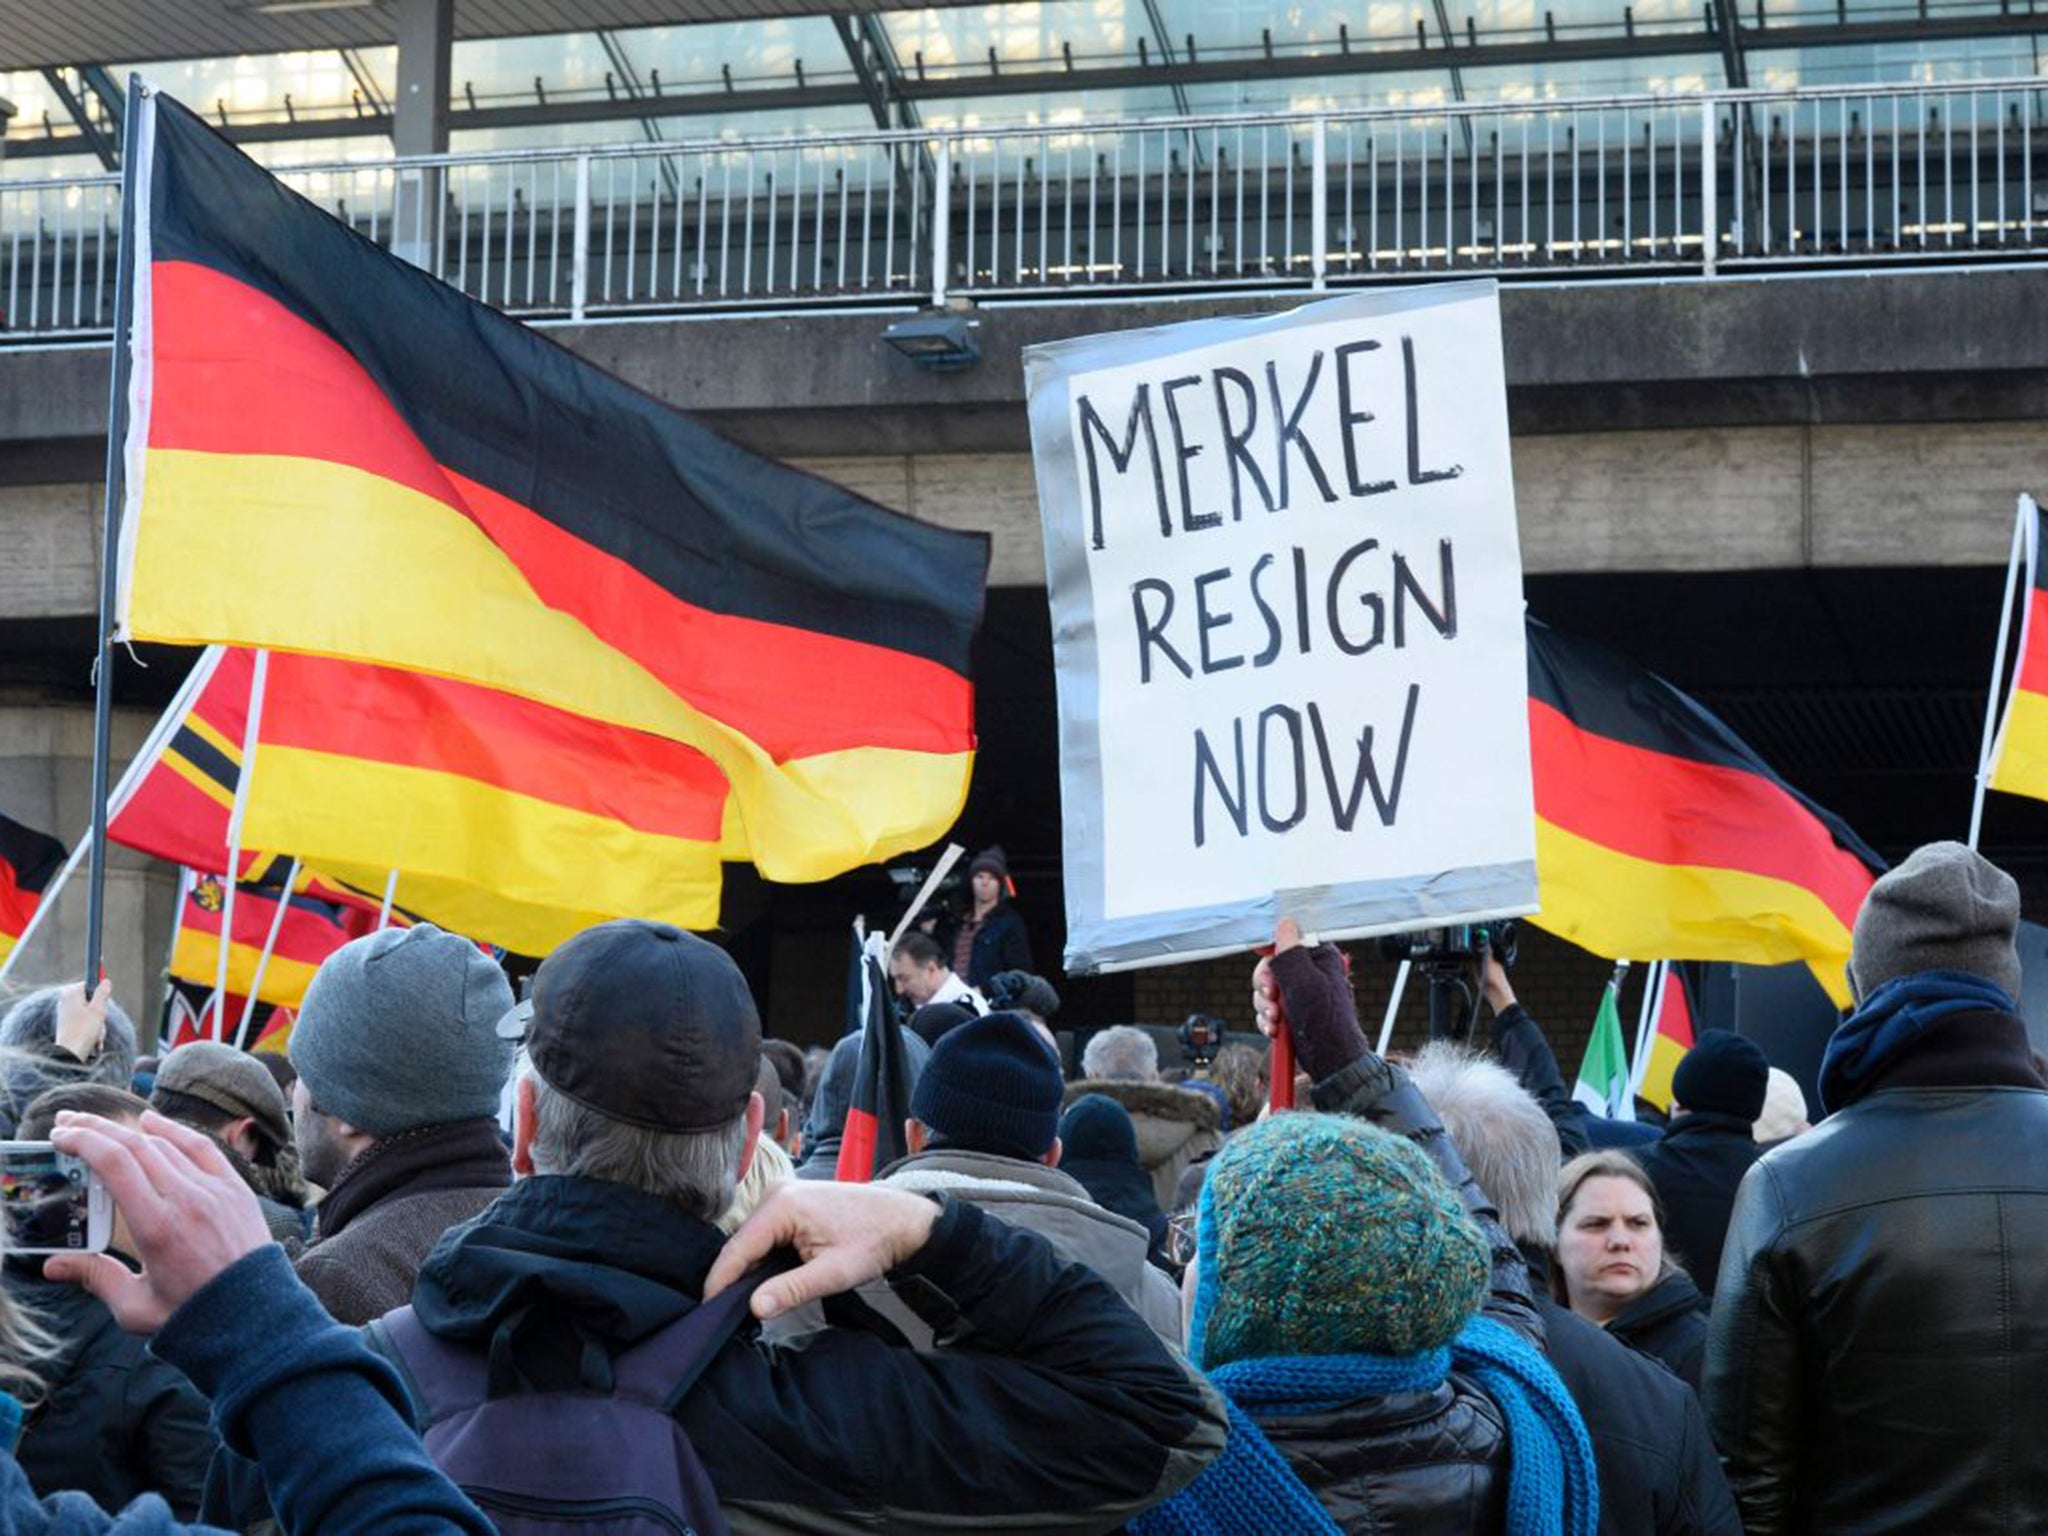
left=0, top=1243, right=489, bottom=1533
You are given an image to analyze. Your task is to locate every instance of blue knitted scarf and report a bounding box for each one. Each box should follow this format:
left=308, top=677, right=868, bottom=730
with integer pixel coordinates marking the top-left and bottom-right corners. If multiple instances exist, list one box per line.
left=1818, top=970, right=2016, bottom=1112
left=1133, top=1314, right=1598, bottom=1536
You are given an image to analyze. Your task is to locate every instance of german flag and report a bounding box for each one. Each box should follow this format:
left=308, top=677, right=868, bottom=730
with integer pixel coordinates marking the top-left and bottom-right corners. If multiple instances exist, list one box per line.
left=1634, top=966, right=1697, bottom=1114
left=1527, top=620, right=1884, bottom=1007
left=0, top=815, right=66, bottom=966
left=110, top=647, right=726, bottom=954
left=168, top=868, right=362, bottom=1009
left=1988, top=499, right=2048, bottom=802
left=112, top=91, right=986, bottom=885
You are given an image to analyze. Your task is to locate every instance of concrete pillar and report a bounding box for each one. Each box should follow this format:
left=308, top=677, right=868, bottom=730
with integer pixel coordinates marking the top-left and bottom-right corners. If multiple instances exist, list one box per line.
left=391, top=0, right=453, bottom=271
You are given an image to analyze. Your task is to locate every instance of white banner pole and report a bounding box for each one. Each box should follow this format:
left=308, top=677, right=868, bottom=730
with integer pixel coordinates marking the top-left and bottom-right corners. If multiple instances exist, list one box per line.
left=212, top=649, right=270, bottom=1041
left=1374, top=959, right=1413, bottom=1057
left=1970, top=494, right=2034, bottom=850
left=233, top=857, right=300, bottom=1048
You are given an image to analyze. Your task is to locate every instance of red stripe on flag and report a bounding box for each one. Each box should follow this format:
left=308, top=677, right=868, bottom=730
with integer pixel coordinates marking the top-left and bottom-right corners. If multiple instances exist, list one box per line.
left=1530, top=699, right=1873, bottom=931
left=2013, top=587, right=2048, bottom=698
left=835, top=1107, right=879, bottom=1185
left=259, top=652, right=729, bottom=841
left=1658, top=969, right=1696, bottom=1050
left=146, top=260, right=974, bottom=763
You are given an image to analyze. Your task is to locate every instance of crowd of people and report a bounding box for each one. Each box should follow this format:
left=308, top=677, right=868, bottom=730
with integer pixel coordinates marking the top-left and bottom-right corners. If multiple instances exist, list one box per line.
left=0, top=836, right=2034, bottom=1531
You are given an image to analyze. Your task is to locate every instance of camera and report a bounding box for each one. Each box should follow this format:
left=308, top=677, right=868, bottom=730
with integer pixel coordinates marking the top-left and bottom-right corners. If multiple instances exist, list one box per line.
left=1377, top=919, right=1519, bottom=971
left=1179, top=1013, right=1224, bottom=1069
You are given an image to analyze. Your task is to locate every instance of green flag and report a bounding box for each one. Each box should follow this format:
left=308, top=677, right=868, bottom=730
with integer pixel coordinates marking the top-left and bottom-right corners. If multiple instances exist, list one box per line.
left=1573, top=978, right=1635, bottom=1121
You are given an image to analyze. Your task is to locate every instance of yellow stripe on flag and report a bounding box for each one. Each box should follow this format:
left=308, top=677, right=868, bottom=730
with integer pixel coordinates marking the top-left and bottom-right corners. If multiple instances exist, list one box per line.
left=1637, top=1031, right=1690, bottom=1114
left=125, top=448, right=972, bottom=882
left=1531, top=818, right=1855, bottom=1007
left=1990, top=687, right=2048, bottom=801
left=243, top=746, right=725, bottom=933
left=168, top=931, right=324, bottom=1008
left=307, top=856, right=658, bottom=957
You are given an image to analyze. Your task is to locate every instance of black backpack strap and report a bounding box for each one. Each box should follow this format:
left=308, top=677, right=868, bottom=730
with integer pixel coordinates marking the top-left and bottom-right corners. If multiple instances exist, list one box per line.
left=369, top=1306, right=484, bottom=1430
left=602, top=1269, right=776, bottom=1414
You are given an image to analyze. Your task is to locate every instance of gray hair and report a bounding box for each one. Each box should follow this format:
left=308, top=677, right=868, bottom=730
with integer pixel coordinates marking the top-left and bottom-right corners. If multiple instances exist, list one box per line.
left=0, top=987, right=139, bottom=1090
left=1407, top=1042, right=1562, bottom=1252
left=527, top=1071, right=748, bottom=1223
left=1082, top=1025, right=1159, bottom=1083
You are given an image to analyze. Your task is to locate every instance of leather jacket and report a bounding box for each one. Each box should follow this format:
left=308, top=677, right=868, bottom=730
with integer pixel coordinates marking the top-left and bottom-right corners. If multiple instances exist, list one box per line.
left=1705, top=1007, right=2048, bottom=1534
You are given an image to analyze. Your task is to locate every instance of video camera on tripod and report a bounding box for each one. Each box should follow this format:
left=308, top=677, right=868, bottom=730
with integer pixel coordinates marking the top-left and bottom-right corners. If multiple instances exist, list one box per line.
left=1377, top=920, right=1520, bottom=1041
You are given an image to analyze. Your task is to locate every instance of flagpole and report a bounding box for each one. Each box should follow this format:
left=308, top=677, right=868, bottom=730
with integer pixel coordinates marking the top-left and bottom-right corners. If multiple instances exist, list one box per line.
left=885, top=844, right=965, bottom=952
left=375, top=870, right=400, bottom=931
left=233, top=857, right=300, bottom=1048
left=1970, top=494, right=2034, bottom=850
left=213, top=649, right=271, bottom=1040
left=1630, top=962, right=1662, bottom=1105
left=1629, top=959, right=1663, bottom=1098
left=1375, top=959, right=1412, bottom=1057
left=83, top=76, right=147, bottom=989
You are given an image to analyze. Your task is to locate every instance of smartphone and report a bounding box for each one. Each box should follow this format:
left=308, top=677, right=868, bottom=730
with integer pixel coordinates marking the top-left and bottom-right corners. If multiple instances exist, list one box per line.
left=0, top=1143, right=112, bottom=1255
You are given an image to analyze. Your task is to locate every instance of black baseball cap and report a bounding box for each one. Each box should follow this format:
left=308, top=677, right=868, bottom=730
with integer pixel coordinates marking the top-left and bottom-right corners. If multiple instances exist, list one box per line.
left=509, top=920, right=762, bottom=1132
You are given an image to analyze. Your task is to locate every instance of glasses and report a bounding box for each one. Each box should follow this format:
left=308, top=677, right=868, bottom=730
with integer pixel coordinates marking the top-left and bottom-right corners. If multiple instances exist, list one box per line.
left=1166, top=1211, right=1199, bottom=1269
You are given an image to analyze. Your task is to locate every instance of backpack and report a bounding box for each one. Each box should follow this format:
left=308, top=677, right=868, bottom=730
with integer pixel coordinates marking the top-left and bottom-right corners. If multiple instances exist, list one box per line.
left=368, top=1275, right=766, bottom=1536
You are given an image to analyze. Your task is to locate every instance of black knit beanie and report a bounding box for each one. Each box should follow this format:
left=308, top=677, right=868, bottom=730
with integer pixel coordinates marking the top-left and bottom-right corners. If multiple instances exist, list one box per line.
left=911, top=1011, right=1063, bottom=1160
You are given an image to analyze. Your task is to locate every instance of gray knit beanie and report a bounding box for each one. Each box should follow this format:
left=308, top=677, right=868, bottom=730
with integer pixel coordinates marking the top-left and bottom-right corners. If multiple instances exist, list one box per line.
left=1848, top=841, right=2022, bottom=1003
left=290, top=924, right=514, bottom=1137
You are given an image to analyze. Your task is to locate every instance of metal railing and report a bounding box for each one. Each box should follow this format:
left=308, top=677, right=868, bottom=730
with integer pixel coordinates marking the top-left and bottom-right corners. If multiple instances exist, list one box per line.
left=5, top=75, right=2048, bottom=338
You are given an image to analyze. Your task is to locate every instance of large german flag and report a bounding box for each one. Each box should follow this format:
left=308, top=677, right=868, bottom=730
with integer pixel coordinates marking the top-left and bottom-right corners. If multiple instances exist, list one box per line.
left=112, top=90, right=987, bottom=884
left=1527, top=620, right=1884, bottom=1007
left=168, top=868, right=362, bottom=1009
left=114, top=647, right=728, bottom=954
left=0, top=815, right=66, bottom=967
left=1988, top=499, right=2048, bottom=802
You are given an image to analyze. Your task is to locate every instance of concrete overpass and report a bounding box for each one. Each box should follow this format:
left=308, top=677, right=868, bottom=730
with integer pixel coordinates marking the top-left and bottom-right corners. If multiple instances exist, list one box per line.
left=2, top=265, right=2043, bottom=1028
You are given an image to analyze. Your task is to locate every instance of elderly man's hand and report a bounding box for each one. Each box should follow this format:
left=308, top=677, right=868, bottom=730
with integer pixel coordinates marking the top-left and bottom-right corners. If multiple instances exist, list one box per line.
left=704, top=1181, right=940, bottom=1321
left=44, top=1111, right=271, bottom=1334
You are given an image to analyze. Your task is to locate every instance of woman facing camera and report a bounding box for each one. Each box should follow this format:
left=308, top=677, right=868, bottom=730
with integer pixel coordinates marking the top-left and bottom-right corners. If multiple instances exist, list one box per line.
left=1553, top=1151, right=1710, bottom=1389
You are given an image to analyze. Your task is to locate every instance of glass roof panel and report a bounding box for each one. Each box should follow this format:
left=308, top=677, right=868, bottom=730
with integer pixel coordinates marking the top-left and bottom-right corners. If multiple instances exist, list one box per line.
left=1749, top=35, right=2041, bottom=86
left=598, top=19, right=853, bottom=95
left=119, top=48, right=394, bottom=125
left=1152, top=0, right=1436, bottom=55
left=451, top=103, right=879, bottom=156
left=1458, top=52, right=1721, bottom=99
left=918, top=84, right=1190, bottom=131
left=1180, top=69, right=1456, bottom=116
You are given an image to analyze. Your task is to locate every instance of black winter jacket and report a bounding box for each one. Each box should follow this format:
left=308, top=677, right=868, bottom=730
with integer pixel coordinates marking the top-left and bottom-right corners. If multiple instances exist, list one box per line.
left=1242, top=1054, right=1544, bottom=1534
left=4, top=1269, right=216, bottom=1519
left=1530, top=1276, right=1738, bottom=1536
left=1606, top=1269, right=1708, bottom=1390
left=216, top=1174, right=1225, bottom=1533
left=935, top=901, right=1032, bottom=991
left=1706, top=1007, right=2048, bottom=1535
left=1630, top=1112, right=1760, bottom=1298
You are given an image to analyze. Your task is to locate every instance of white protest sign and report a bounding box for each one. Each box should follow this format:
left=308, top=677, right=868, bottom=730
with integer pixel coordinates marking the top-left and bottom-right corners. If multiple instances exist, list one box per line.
left=1025, top=282, right=1536, bottom=974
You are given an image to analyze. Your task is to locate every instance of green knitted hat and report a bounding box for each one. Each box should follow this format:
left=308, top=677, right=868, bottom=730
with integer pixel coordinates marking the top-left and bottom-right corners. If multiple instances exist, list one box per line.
left=1191, top=1115, right=1490, bottom=1369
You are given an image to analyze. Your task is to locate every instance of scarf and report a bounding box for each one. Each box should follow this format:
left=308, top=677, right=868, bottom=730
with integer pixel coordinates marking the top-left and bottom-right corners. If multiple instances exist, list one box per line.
left=1818, top=970, right=2017, bottom=1113
left=1133, top=1315, right=1598, bottom=1536
left=316, top=1118, right=511, bottom=1239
